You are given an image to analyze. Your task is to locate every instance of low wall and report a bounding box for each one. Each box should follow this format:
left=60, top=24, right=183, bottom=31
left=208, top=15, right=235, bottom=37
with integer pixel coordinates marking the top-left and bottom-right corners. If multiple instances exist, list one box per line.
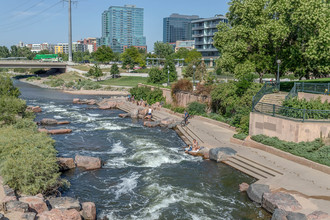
left=298, top=92, right=330, bottom=103
left=249, top=112, right=330, bottom=142
left=138, top=83, right=211, bottom=107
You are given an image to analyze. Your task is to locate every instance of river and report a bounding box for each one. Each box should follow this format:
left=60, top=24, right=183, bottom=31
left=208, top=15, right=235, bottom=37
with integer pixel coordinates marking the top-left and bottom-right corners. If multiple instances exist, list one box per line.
left=15, top=80, right=270, bottom=220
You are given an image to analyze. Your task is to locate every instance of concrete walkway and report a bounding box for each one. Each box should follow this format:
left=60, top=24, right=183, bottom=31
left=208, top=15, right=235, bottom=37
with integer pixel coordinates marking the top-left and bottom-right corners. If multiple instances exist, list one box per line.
left=119, top=101, right=330, bottom=215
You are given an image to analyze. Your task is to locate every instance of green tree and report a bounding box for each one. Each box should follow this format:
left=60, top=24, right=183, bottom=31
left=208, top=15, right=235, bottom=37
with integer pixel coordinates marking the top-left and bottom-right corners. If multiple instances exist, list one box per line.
left=93, top=45, right=114, bottom=63
left=154, top=41, right=174, bottom=58
left=0, top=46, right=10, bottom=58
left=87, top=64, right=103, bottom=81
left=163, top=58, right=177, bottom=83
left=214, top=0, right=330, bottom=81
left=148, top=67, right=164, bottom=84
left=38, top=50, right=51, bottom=55
left=185, top=49, right=202, bottom=64
left=0, top=76, right=20, bottom=97
left=110, top=64, right=120, bottom=78
left=121, top=47, right=144, bottom=68
left=184, top=63, right=195, bottom=78
left=196, top=61, right=207, bottom=81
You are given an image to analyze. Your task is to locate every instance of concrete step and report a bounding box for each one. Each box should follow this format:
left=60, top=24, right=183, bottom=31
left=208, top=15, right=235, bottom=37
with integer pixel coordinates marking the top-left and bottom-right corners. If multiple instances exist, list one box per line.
left=222, top=160, right=267, bottom=180
left=177, top=125, right=195, bottom=143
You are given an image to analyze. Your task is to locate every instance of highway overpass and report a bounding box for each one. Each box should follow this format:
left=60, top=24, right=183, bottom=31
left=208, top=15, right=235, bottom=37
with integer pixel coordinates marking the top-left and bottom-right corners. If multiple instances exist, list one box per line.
left=0, top=60, right=67, bottom=71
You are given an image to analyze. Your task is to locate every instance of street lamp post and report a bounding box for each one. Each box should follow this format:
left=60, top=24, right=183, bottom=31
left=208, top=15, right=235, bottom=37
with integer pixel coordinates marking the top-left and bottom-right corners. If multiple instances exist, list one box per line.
left=167, top=65, right=170, bottom=86
left=193, top=65, right=196, bottom=91
left=276, top=59, right=281, bottom=89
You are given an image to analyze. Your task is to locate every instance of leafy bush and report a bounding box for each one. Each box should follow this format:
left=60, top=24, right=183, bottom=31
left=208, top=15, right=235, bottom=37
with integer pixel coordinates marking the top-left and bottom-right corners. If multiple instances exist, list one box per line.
left=0, top=124, right=61, bottom=195
left=0, top=76, right=20, bottom=97
left=251, top=135, right=330, bottom=166
left=45, top=78, right=65, bottom=87
left=148, top=67, right=164, bottom=84
left=110, top=64, right=120, bottom=77
left=171, top=79, right=193, bottom=103
left=129, top=86, right=165, bottom=104
left=187, top=102, right=206, bottom=115
left=26, top=76, right=41, bottom=81
left=0, top=96, right=27, bottom=125
left=171, top=106, right=185, bottom=113
left=211, top=81, right=262, bottom=134
left=86, top=64, right=103, bottom=80
left=233, top=133, right=247, bottom=140
left=281, top=97, right=330, bottom=119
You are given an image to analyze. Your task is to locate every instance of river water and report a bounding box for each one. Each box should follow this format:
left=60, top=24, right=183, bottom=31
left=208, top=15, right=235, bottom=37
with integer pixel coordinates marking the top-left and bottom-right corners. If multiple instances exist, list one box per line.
left=15, top=80, right=270, bottom=220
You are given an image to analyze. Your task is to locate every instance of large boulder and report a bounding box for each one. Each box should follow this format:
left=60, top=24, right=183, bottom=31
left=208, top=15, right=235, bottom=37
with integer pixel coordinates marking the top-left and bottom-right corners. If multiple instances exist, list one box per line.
left=40, top=118, right=58, bottom=125
left=286, top=212, right=307, bottom=220
left=5, top=200, right=29, bottom=213
left=98, top=100, right=118, bottom=110
left=19, top=196, right=48, bottom=214
left=130, top=109, right=139, bottom=119
left=57, top=121, right=70, bottom=125
left=239, top=182, right=249, bottom=192
left=48, top=197, right=81, bottom=211
left=262, top=192, right=302, bottom=213
left=27, top=106, right=42, bottom=113
left=143, top=121, right=160, bottom=128
left=0, top=213, right=4, bottom=220
left=3, top=185, right=15, bottom=197
left=209, top=147, right=237, bottom=162
left=73, top=98, right=80, bottom=104
left=75, top=155, right=102, bottom=170
left=20, top=212, right=37, bottom=220
left=247, top=183, right=270, bottom=204
left=37, top=208, right=82, bottom=220
left=271, top=209, right=288, bottom=220
left=80, top=202, right=96, bottom=220
left=160, top=118, right=174, bottom=127
left=118, top=113, right=130, bottom=118
left=47, top=129, right=72, bottom=135
left=57, top=158, right=76, bottom=171
left=307, top=211, right=330, bottom=220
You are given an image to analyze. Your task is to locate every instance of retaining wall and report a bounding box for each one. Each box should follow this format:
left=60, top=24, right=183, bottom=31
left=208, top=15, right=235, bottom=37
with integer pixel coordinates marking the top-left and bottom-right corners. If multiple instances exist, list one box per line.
left=249, top=112, right=330, bottom=142
left=298, top=92, right=330, bottom=103
left=138, top=83, right=211, bottom=107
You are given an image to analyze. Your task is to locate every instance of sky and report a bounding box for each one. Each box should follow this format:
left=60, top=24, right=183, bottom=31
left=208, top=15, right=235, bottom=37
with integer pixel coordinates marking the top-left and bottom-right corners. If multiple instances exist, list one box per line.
left=0, top=0, right=230, bottom=51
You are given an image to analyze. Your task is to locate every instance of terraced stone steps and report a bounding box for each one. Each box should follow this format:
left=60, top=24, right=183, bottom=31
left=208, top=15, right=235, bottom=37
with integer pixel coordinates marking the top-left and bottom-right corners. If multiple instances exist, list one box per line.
left=223, top=154, right=283, bottom=180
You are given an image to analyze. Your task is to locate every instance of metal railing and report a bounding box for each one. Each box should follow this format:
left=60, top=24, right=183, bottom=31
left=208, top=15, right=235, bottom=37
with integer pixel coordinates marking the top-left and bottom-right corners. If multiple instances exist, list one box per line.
left=254, top=102, right=330, bottom=122
left=296, top=82, right=330, bottom=94
left=285, top=83, right=298, bottom=100
left=252, top=81, right=278, bottom=111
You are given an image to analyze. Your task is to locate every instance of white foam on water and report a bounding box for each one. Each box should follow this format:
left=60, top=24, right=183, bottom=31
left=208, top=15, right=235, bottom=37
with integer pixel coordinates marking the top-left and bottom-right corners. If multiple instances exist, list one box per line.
left=53, top=115, right=64, bottom=119
left=110, top=141, right=126, bottom=154
left=113, top=172, right=140, bottom=200
left=87, top=113, right=101, bottom=117
left=104, top=157, right=130, bottom=169
left=94, top=121, right=127, bottom=131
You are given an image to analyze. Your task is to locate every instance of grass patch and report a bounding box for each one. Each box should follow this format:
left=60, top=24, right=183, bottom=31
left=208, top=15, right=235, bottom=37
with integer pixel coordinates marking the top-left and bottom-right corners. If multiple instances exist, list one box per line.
left=26, top=76, right=41, bottom=81
left=233, top=133, right=247, bottom=140
left=71, top=65, right=91, bottom=71
left=98, top=76, right=148, bottom=87
left=251, top=135, right=330, bottom=166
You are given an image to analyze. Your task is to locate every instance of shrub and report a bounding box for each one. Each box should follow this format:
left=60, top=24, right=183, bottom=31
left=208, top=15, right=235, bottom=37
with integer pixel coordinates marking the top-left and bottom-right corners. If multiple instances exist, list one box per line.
left=233, top=133, right=247, bottom=140
left=110, top=64, right=120, bottom=77
left=77, top=80, right=101, bottom=90
left=187, top=102, right=206, bottom=115
left=26, top=76, right=41, bottom=81
left=171, top=79, right=193, bottom=103
left=251, top=135, right=330, bottom=166
left=281, top=97, right=330, bottom=119
left=171, top=106, right=185, bottom=113
left=148, top=67, right=164, bottom=84
left=0, top=96, right=27, bottom=125
left=129, top=86, right=165, bottom=104
left=0, top=125, right=61, bottom=195
left=45, top=78, right=65, bottom=87
left=0, top=75, right=20, bottom=97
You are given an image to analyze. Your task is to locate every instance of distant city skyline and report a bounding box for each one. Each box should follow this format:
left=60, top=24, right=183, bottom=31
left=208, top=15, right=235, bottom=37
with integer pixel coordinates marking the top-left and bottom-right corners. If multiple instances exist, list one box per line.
left=0, top=0, right=230, bottom=51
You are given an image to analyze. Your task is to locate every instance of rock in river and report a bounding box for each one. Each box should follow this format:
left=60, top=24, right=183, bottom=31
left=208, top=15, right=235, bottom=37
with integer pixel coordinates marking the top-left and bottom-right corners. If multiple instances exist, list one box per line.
left=19, top=196, right=48, bottom=214
left=48, top=197, right=81, bottom=211
left=247, top=183, right=270, bottom=204
left=262, top=192, right=302, bottom=213
left=80, top=202, right=96, bottom=220
left=75, top=155, right=102, bottom=170
left=209, top=147, right=237, bottom=162
left=57, top=157, right=76, bottom=171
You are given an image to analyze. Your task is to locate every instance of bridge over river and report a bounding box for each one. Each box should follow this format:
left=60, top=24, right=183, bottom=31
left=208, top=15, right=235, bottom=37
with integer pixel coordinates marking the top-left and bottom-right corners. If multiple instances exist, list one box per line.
left=0, top=60, right=67, bottom=72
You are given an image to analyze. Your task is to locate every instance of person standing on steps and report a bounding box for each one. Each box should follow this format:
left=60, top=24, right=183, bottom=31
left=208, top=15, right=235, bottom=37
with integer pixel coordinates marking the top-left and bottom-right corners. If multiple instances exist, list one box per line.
left=147, top=105, right=153, bottom=120
left=184, top=110, right=189, bottom=125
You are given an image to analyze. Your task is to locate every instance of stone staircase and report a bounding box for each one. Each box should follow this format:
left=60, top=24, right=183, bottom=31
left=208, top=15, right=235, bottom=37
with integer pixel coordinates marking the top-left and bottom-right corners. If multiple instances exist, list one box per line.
left=223, top=154, right=283, bottom=180
left=255, top=92, right=288, bottom=113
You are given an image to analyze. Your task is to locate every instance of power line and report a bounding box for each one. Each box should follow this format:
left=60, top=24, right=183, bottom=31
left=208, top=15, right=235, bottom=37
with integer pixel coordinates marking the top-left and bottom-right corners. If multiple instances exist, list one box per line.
left=0, top=0, right=45, bottom=24
left=0, top=1, right=62, bottom=32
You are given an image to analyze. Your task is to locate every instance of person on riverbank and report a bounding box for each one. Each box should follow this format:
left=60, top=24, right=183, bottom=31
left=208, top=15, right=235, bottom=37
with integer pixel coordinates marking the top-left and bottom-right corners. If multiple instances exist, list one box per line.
left=147, top=106, right=153, bottom=119
left=192, top=139, right=200, bottom=151
left=184, top=110, right=189, bottom=125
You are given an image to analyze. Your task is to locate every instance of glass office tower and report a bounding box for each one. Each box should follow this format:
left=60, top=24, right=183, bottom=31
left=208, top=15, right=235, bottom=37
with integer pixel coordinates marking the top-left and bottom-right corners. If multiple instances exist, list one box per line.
left=163, top=14, right=199, bottom=43
left=100, top=5, right=146, bottom=53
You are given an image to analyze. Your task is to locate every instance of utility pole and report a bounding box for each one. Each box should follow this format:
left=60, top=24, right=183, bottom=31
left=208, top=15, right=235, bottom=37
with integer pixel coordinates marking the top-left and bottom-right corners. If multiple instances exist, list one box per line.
left=68, top=0, right=73, bottom=63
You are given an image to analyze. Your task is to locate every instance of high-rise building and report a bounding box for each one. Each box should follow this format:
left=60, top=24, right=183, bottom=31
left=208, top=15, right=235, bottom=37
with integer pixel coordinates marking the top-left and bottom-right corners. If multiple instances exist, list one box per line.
left=192, top=14, right=228, bottom=57
left=163, top=13, right=199, bottom=43
left=100, top=5, right=146, bottom=53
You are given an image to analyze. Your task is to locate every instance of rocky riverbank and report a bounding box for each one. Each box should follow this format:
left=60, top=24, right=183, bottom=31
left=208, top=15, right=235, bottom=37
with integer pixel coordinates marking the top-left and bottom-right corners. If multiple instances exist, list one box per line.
left=0, top=176, right=96, bottom=220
